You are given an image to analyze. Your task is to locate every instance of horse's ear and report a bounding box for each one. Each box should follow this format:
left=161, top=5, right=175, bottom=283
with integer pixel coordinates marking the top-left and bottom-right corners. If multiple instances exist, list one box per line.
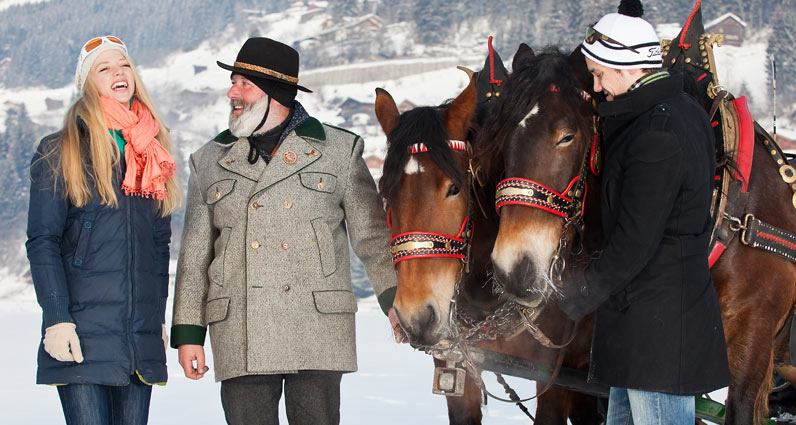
left=444, top=78, right=477, bottom=141
left=512, top=43, right=534, bottom=71
left=568, top=46, right=593, bottom=95
left=375, top=88, right=400, bottom=140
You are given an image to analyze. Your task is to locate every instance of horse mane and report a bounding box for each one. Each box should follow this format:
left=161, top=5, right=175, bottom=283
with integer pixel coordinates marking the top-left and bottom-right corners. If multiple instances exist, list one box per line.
left=379, top=104, right=466, bottom=203
left=474, top=47, right=587, bottom=177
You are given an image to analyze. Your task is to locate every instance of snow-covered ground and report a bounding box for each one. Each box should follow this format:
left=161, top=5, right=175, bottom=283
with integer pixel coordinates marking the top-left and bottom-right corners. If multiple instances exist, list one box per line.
left=1, top=297, right=547, bottom=424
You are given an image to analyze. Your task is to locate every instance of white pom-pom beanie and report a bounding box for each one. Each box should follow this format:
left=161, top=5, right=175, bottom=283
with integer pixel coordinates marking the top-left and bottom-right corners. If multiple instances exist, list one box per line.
left=581, top=13, right=662, bottom=70
left=74, top=36, right=129, bottom=93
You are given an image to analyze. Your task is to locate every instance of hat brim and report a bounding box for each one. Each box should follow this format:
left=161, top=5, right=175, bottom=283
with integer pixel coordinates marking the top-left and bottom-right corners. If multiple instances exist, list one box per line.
left=217, top=61, right=312, bottom=93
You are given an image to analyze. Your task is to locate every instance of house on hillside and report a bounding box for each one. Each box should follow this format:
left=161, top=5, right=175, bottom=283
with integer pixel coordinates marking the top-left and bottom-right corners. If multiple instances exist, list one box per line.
left=297, top=14, right=383, bottom=44
left=339, top=98, right=376, bottom=126
left=365, top=155, right=384, bottom=173
left=778, top=134, right=796, bottom=152
left=398, top=100, right=416, bottom=113
left=44, top=97, right=63, bottom=111
left=705, top=13, right=747, bottom=46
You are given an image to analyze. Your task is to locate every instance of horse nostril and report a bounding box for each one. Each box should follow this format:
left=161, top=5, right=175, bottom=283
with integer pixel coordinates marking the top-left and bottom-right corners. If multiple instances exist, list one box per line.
left=422, top=304, right=437, bottom=330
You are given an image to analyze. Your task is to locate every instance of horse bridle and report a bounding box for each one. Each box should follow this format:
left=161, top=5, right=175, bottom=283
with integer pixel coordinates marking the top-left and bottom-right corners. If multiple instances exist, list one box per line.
left=387, top=140, right=475, bottom=269
left=493, top=86, right=597, bottom=282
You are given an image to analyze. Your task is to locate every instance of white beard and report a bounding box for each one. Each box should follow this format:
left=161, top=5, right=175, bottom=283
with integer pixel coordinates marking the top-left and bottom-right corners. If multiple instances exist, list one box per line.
left=228, top=95, right=270, bottom=137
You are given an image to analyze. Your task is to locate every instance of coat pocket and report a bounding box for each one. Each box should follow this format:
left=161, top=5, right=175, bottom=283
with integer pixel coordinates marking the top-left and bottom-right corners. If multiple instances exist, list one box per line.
left=206, top=179, right=236, bottom=204
left=208, top=227, right=232, bottom=287
left=72, top=216, right=96, bottom=268
left=300, top=172, right=337, bottom=193
left=313, top=290, right=357, bottom=314
left=205, top=297, right=230, bottom=325
left=310, top=218, right=336, bottom=277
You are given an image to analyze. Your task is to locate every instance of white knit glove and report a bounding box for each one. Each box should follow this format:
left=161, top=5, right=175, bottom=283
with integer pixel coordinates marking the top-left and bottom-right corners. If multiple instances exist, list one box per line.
left=43, top=322, right=84, bottom=363
left=162, top=324, right=169, bottom=352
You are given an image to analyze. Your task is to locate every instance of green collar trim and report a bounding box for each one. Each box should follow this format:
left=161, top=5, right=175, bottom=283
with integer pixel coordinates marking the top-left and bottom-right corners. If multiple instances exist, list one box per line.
left=212, top=129, right=238, bottom=145
left=628, top=69, right=671, bottom=92
left=294, top=117, right=326, bottom=141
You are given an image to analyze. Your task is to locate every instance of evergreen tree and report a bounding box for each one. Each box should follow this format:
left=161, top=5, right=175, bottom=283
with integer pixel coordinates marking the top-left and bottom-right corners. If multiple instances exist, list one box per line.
left=766, top=0, right=796, bottom=102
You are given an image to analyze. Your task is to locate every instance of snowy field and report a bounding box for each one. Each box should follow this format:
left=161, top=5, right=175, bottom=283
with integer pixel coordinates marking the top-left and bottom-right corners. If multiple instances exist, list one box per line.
left=0, top=297, right=548, bottom=425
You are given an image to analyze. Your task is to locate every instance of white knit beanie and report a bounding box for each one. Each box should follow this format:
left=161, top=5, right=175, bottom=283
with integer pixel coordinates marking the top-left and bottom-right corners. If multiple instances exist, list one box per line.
left=74, top=36, right=129, bottom=93
left=581, top=13, right=662, bottom=70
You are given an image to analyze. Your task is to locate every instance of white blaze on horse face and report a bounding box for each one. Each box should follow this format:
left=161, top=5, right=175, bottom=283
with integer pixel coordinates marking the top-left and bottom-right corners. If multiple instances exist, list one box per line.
left=518, top=103, right=540, bottom=129
left=491, top=223, right=560, bottom=281
left=404, top=157, right=424, bottom=175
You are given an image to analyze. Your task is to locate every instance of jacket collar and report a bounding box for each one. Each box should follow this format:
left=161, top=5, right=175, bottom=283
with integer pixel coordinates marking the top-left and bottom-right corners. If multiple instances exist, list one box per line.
left=598, top=73, right=683, bottom=140
left=216, top=102, right=326, bottom=186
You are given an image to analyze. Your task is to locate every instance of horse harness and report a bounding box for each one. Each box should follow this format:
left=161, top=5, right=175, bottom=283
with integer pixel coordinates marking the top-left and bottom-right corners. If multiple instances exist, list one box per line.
left=493, top=85, right=599, bottom=284
left=387, top=139, right=474, bottom=270
left=386, top=138, right=576, bottom=409
left=708, top=94, right=796, bottom=267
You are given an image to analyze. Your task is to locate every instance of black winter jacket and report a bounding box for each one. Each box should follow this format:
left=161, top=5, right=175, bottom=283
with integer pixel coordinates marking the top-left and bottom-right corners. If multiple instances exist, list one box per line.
left=558, top=74, right=732, bottom=395
left=26, top=128, right=171, bottom=385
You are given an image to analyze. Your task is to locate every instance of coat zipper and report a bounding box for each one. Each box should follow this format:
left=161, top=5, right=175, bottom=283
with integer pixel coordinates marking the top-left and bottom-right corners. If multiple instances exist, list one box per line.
left=126, top=190, right=138, bottom=376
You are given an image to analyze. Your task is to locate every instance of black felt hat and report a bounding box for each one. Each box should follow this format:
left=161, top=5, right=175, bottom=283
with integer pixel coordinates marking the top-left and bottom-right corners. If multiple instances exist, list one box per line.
left=218, top=37, right=312, bottom=94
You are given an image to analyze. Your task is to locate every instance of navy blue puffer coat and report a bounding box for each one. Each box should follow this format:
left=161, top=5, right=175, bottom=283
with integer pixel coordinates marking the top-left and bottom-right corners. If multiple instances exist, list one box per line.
left=26, top=128, right=171, bottom=386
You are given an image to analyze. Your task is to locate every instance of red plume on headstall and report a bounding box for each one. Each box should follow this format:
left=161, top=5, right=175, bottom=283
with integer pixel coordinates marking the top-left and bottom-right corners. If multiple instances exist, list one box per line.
left=474, top=36, right=509, bottom=104
left=661, top=1, right=710, bottom=72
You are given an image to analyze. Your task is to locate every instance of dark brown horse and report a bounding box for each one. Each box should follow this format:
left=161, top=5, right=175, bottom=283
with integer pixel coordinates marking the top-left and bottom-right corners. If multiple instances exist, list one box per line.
left=375, top=71, right=602, bottom=424
left=476, top=45, right=796, bottom=425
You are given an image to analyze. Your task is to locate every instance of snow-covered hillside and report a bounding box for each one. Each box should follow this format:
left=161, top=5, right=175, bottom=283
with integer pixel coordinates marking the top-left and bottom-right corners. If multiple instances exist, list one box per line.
left=2, top=1, right=795, bottom=298
left=0, top=0, right=47, bottom=12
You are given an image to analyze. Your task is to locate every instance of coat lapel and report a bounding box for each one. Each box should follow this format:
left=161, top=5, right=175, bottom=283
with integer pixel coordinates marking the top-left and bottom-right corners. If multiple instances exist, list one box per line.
left=217, top=137, right=266, bottom=182
left=252, top=134, right=322, bottom=195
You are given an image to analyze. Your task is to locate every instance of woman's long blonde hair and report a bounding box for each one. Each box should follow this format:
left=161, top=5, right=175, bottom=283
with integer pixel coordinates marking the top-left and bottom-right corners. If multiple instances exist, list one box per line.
left=51, top=61, right=181, bottom=216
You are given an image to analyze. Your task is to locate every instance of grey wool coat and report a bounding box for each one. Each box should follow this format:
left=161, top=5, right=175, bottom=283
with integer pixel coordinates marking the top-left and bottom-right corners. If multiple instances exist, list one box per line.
left=171, top=103, right=397, bottom=382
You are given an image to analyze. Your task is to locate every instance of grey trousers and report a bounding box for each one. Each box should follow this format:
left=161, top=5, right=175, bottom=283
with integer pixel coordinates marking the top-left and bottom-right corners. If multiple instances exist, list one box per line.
left=220, top=371, right=343, bottom=425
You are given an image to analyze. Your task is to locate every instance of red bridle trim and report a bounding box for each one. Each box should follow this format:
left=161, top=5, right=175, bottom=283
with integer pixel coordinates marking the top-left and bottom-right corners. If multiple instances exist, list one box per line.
left=495, top=177, right=582, bottom=219
left=389, top=216, right=474, bottom=265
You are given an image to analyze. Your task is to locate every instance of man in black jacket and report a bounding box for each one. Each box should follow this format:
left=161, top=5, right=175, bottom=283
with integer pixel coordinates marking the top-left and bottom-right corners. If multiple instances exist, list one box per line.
left=557, top=7, right=732, bottom=425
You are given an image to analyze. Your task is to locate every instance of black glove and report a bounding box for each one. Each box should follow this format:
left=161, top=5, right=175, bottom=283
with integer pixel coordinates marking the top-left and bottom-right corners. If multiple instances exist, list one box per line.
left=555, top=266, right=595, bottom=321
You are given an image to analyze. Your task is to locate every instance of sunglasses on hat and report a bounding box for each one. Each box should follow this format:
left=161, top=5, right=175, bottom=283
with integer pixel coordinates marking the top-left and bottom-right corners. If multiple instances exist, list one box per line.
left=584, top=24, right=639, bottom=54
left=81, top=36, right=126, bottom=54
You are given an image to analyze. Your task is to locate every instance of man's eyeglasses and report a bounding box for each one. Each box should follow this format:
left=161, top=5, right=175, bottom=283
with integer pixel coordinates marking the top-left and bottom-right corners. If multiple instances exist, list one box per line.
left=82, top=36, right=126, bottom=54
left=584, top=24, right=639, bottom=54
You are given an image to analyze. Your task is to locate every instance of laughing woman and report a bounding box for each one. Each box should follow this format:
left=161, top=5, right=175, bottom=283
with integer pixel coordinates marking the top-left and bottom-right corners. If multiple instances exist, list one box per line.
left=26, top=36, right=181, bottom=425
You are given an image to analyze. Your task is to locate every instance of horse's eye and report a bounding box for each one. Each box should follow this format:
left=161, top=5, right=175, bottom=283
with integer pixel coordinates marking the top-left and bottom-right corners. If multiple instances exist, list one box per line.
left=446, top=183, right=460, bottom=197
left=557, top=134, right=575, bottom=146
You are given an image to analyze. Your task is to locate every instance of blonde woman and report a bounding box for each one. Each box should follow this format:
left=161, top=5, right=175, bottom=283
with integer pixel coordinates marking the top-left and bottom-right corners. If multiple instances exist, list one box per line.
left=26, top=36, right=181, bottom=425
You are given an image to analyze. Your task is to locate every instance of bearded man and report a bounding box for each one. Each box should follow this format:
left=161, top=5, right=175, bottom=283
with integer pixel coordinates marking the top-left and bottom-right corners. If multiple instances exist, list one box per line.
left=170, top=37, right=399, bottom=425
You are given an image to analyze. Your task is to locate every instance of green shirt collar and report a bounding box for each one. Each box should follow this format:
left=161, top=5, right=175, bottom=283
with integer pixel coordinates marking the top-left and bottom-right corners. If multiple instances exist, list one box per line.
left=628, top=69, right=671, bottom=93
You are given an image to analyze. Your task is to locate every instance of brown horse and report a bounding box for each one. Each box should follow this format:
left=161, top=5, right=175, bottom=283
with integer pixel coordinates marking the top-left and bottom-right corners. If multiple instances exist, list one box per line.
left=375, top=70, right=602, bottom=424
left=476, top=45, right=796, bottom=425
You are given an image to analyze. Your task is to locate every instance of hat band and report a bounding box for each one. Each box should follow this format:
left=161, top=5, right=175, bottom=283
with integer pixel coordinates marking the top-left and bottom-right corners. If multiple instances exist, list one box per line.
left=234, top=61, right=299, bottom=84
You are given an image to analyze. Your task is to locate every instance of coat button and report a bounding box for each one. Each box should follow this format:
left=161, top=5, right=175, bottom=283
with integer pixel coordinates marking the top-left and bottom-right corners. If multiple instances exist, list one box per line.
left=74, top=258, right=83, bottom=266
left=84, top=221, right=92, bottom=229
left=250, top=240, right=260, bottom=249
left=282, top=284, right=291, bottom=292
left=281, top=242, right=289, bottom=250
left=317, top=182, right=325, bottom=190
left=283, top=200, right=292, bottom=209
left=215, top=191, right=221, bottom=200
left=225, top=158, right=232, bottom=165
left=580, top=285, right=589, bottom=296
left=251, top=202, right=260, bottom=209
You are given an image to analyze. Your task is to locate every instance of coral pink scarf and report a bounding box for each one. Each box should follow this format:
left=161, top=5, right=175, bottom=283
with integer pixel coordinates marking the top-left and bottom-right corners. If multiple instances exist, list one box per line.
left=100, top=96, right=176, bottom=200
